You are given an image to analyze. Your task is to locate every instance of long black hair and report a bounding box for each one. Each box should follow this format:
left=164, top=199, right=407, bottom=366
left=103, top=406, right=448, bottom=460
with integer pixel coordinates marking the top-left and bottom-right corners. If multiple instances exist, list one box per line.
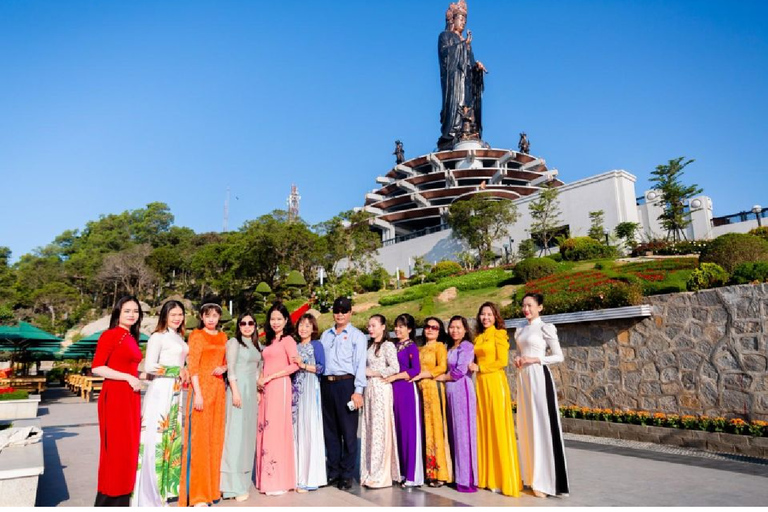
left=368, top=314, right=390, bottom=357
left=109, top=295, right=143, bottom=343
left=419, top=316, right=448, bottom=346
left=235, top=311, right=260, bottom=351
left=264, top=302, right=294, bottom=345
left=154, top=300, right=186, bottom=337
left=447, top=315, right=474, bottom=348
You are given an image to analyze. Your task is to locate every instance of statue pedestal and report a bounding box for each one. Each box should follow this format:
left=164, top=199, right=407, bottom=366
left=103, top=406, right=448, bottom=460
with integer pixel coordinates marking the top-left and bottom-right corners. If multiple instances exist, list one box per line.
left=453, top=139, right=485, bottom=150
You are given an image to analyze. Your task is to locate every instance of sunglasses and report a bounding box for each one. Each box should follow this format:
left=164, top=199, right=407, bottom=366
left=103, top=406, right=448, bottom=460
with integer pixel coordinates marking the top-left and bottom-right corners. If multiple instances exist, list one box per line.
left=332, top=309, right=350, bottom=314
left=239, top=321, right=256, bottom=327
left=424, top=324, right=440, bottom=331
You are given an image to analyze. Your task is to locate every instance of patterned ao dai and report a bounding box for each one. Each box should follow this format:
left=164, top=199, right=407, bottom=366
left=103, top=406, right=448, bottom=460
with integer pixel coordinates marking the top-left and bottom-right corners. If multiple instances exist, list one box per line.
left=292, top=340, right=327, bottom=490
left=132, top=328, right=188, bottom=506
left=360, top=341, right=400, bottom=488
left=418, top=341, right=452, bottom=483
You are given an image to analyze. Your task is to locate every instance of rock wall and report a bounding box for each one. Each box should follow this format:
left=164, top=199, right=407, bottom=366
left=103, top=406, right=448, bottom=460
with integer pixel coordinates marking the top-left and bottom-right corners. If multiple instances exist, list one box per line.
left=507, top=283, right=768, bottom=421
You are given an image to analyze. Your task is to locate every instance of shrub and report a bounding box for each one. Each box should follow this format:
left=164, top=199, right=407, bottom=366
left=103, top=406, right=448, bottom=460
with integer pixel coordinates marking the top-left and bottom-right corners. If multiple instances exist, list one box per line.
left=631, top=240, right=670, bottom=257
left=514, top=258, right=559, bottom=283
left=655, top=240, right=709, bottom=255
left=0, top=389, right=29, bottom=401
left=429, top=260, right=463, bottom=280
left=255, top=282, right=272, bottom=294
left=730, top=261, right=768, bottom=284
left=700, top=233, right=768, bottom=273
left=284, top=270, right=307, bottom=287
left=516, top=239, right=537, bottom=260
left=544, top=252, right=563, bottom=262
left=358, top=272, right=384, bottom=292
left=378, top=283, right=438, bottom=306
left=749, top=226, right=768, bottom=242
left=559, top=237, right=618, bottom=261
left=687, top=263, right=729, bottom=291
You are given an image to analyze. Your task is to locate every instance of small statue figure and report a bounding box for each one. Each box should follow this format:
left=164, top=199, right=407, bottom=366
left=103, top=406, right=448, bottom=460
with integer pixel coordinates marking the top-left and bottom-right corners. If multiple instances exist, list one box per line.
left=393, top=140, right=405, bottom=164
left=459, top=105, right=479, bottom=141
left=518, top=132, right=530, bottom=154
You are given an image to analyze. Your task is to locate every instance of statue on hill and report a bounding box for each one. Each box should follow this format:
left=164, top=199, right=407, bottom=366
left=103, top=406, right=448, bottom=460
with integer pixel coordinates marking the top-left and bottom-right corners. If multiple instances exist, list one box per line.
left=437, top=0, right=488, bottom=151
left=518, top=132, right=530, bottom=154
left=394, top=140, right=405, bottom=164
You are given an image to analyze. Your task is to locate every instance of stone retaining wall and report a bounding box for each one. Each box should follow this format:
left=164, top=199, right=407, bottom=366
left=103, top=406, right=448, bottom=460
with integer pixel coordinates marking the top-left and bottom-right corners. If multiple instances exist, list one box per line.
left=507, top=283, right=768, bottom=421
left=562, top=418, right=768, bottom=459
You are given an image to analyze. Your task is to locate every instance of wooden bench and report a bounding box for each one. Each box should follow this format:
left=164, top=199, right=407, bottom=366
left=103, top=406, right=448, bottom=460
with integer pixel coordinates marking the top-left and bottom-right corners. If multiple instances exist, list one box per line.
left=81, top=377, right=104, bottom=402
left=66, top=375, right=85, bottom=395
left=0, top=378, right=46, bottom=395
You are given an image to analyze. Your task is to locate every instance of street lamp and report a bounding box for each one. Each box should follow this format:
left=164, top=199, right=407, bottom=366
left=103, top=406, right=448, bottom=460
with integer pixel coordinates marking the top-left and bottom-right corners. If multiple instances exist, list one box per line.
left=752, top=205, right=763, bottom=227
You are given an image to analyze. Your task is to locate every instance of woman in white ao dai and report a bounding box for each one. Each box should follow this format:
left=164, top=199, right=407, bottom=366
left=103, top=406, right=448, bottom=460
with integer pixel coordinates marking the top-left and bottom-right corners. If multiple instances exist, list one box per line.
left=513, top=293, right=569, bottom=498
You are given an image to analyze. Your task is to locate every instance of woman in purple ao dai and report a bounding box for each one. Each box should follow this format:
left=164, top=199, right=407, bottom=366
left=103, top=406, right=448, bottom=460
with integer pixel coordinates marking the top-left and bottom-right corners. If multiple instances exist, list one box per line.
left=436, top=315, right=478, bottom=493
left=385, top=313, right=424, bottom=488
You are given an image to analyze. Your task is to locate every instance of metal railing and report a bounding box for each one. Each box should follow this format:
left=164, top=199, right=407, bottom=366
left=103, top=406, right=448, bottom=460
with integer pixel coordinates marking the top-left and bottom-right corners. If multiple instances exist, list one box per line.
left=712, top=207, right=767, bottom=227
left=381, top=223, right=450, bottom=247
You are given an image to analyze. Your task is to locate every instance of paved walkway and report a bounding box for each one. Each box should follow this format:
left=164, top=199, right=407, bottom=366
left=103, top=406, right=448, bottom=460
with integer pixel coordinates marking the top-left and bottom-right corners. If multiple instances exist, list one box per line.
left=36, top=387, right=768, bottom=507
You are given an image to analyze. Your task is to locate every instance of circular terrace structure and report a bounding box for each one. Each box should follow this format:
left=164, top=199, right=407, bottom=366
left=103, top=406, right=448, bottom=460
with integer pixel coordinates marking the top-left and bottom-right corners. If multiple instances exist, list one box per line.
left=362, top=142, right=564, bottom=243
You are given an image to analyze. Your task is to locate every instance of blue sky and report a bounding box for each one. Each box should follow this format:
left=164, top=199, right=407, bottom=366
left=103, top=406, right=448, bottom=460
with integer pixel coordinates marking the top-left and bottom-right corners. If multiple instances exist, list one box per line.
left=2, top=0, right=767, bottom=261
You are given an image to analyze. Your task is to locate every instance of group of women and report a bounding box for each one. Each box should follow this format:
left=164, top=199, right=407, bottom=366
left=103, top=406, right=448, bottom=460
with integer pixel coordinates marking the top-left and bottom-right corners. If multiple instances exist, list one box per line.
left=92, top=292, right=569, bottom=507
left=360, top=298, right=569, bottom=499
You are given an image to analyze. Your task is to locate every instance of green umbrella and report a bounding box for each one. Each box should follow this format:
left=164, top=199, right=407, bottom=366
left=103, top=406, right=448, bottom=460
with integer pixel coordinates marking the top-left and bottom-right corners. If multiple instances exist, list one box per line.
left=0, top=321, right=64, bottom=368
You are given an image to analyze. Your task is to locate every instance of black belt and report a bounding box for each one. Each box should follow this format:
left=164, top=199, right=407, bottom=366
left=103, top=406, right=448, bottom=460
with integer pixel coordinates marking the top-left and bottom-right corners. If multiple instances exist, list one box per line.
left=325, top=374, right=354, bottom=382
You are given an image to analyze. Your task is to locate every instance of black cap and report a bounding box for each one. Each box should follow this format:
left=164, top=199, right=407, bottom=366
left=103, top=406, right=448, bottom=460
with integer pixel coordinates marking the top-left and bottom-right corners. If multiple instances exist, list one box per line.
left=332, top=297, right=352, bottom=313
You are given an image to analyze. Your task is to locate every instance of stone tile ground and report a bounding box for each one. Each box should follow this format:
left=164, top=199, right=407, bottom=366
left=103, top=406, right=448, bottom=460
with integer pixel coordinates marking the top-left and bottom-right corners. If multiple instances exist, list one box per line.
left=36, top=387, right=768, bottom=507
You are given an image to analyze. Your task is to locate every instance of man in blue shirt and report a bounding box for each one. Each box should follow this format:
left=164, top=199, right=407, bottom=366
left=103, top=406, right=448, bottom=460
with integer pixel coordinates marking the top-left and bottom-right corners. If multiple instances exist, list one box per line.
left=320, top=297, right=367, bottom=490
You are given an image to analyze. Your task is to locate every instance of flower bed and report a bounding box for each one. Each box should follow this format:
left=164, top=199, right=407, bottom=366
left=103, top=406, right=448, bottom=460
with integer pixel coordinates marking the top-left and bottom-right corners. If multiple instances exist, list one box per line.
left=0, top=388, right=29, bottom=401
left=560, top=405, right=768, bottom=437
left=0, top=389, right=39, bottom=420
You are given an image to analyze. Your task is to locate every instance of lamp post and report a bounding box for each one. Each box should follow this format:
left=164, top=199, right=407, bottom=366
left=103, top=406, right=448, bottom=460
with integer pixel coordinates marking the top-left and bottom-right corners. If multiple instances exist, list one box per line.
left=752, top=205, right=763, bottom=227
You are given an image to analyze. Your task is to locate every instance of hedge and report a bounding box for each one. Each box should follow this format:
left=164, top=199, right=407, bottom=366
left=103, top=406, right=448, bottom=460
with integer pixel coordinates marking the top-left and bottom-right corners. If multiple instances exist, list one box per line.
left=700, top=233, right=768, bottom=273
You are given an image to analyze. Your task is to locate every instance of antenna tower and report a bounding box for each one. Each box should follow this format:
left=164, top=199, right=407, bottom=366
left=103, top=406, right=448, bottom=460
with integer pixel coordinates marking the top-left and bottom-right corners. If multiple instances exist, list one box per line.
left=223, top=186, right=230, bottom=232
left=287, top=184, right=301, bottom=222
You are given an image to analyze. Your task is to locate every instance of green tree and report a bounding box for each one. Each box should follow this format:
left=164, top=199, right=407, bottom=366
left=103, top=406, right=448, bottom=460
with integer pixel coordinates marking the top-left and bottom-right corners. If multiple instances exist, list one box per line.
left=410, top=256, right=432, bottom=284
left=528, top=185, right=562, bottom=256
left=588, top=210, right=606, bottom=241
left=315, top=210, right=382, bottom=276
left=447, top=194, right=519, bottom=266
left=649, top=157, right=703, bottom=242
left=614, top=221, right=641, bottom=250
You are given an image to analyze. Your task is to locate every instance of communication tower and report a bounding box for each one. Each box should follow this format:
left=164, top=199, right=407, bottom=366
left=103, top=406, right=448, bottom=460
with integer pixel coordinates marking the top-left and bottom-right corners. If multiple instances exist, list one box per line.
left=287, top=184, right=301, bottom=222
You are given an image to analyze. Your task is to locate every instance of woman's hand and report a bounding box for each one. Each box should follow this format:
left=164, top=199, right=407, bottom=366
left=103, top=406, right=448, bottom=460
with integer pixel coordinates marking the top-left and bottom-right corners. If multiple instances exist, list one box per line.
left=180, top=367, right=190, bottom=384
left=468, top=362, right=479, bottom=373
left=514, top=356, right=523, bottom=369
left=194, top=394, right=204, bottom=411
left=232, top=391, right=242, bottom=408
left=291, top=355, right=302, bottom=365
left=519, top=356, right=540, bottom=367
left=257, top=375, right=267, bottom=388
left=384, top=373, right=399, bottom=384
left=212, top=365, right=227, bottom=376
left=126, top=375, right=141, bottom=392
left=434, top=374, right=448, bottom=382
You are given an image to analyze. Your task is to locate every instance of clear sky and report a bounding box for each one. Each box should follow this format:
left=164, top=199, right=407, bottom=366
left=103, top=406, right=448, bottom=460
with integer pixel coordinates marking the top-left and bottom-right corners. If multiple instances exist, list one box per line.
left=2, top=0, right=767, bottom=261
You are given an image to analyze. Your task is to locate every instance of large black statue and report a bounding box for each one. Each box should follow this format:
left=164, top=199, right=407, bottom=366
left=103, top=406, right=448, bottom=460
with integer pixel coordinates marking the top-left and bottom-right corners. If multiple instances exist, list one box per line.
left=437, top=0, right=487, bottom=151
